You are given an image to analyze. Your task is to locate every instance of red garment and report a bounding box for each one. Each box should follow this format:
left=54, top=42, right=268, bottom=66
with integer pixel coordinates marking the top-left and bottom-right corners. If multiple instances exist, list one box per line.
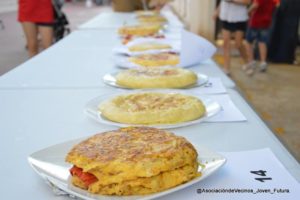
left=273, top=0, right=280, bottom=6
left=249, top=0, right=276, bottom=29
left=18, top=0, right=54, bottom=23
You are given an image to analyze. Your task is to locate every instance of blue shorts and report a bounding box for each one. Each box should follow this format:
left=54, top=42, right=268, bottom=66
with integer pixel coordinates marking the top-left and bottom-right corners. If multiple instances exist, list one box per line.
left=246, top=28, right=269, bottom=43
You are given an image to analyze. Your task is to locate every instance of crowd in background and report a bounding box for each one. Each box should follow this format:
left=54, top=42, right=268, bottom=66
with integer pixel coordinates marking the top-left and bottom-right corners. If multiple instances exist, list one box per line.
left=214, top=0, right=299, bottom=76
left=18, top=0, right=299, bottom=71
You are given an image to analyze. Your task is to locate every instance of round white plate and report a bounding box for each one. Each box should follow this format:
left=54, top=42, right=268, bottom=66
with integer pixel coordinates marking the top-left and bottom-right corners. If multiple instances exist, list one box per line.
left=114, top=54, right=198, bottom=69
left=113, top=46, right=179, bottom=56
left=28, top=139, right=226, bottom=200
left=85, top=90, right=222, bottom=129
left=113, top=38, right=181, bottom=56
left=114, top=54, right=185, bottom=69
left=103, top=72, right=209, bottom=89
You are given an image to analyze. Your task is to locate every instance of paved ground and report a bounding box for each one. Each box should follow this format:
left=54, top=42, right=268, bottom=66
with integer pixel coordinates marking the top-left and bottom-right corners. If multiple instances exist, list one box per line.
left=214, top=46, right=300, bottom=161
left=0, top=11, right=27, bottom=75
left=0, top=1, right=110, bottom=75
left=0, top=1, right=299, bottom=161
left=0, top=0, right=18, bottom=13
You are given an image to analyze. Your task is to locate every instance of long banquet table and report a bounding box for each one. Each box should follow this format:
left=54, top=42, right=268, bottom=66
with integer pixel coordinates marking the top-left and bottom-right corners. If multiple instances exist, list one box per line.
left=0, top=9, right=299, bottom=200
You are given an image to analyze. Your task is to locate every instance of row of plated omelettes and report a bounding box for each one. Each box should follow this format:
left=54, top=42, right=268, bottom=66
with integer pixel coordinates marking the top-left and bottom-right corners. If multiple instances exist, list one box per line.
left=50, top=11, right=224, bottom=197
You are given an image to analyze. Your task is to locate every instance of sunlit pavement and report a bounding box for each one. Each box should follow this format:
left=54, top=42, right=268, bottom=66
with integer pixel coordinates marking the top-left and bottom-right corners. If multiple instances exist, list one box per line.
left=0, top=1, right=109, bottom=75
left=214, top=43, right=300, bottom=161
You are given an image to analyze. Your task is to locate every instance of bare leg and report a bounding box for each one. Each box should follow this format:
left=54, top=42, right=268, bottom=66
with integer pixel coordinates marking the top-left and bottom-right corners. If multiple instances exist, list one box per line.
left=245, top=41, right=254, bottom=63
left=235, top=31, right=247, bottom=64
left=38, top=25, right=53, bottom=50
left=222, top=29, right=231, bottom=74
left=258, top=42, right=267, bottom=63
left=21, top=22, right=38, bottom=57
left=258, top=42, right=268, bottom=72
left=244, top=41, right=257, bottom=75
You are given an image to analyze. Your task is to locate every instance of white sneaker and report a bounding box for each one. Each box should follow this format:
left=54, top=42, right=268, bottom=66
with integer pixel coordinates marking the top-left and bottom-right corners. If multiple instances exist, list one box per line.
left=242, top=61, right=256, bottom=71
left=245, top=63, right=257, bottom=76
left=259, top=62, right=268, bottom=72
left=246, top=67, right=255, bottom=76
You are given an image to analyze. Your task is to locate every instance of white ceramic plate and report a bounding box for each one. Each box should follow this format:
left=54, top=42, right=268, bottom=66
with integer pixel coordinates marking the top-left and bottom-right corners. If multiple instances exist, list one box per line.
left=102, top=72, right=209, bottom=89
left=114, top=55, right=189, bottom=69
left=84, top=90, right=222, bottom=129
left=113, top=38, right=181, bottom=56
left=114, top=54, right=198, bottom=69
left=28, top=139, right=226, bottom=200
left=113, top=45, right=179, bottom=57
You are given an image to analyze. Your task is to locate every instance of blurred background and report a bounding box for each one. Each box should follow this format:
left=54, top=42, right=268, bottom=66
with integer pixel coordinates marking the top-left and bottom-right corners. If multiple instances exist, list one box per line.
left=0, top=0, right=299, bottom=160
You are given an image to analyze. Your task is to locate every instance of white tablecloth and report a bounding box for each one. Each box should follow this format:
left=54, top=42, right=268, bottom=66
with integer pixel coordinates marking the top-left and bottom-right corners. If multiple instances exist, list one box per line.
left=0, top=88, right=299, bottom=199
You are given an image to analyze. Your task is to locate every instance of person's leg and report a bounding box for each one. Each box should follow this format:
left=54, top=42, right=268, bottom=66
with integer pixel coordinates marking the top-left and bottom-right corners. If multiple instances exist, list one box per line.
left=244, top=41, right=257, bottom=75
left=38, top=25, right=53, bottom=50
left=21, top=22, right=38, bottom=57
left=258, top=42, right=268, bottom=71
left=245, top=28, right=258, bottom=63
left=258, top=42, right=267, bottom=63
left=257, top=29, right=269, bottom=72
left=245, top=41, right=254, bottom=64
left=244, top=28, right=257, bottom=75
left=222, top=29, right=231, bottom=75
left=234, top=30, right=247, bottom=64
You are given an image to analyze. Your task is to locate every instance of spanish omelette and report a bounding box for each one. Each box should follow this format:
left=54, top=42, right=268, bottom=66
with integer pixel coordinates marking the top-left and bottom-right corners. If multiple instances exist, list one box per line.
left=98, top=92, right=206, bottom=125
left=116, top=67, right=198, bottom=88
left=128, top=53, right=179, bottom=67
left=118, top=24, right=161, bottom=37
left=66, top=127, right=200, bottom=195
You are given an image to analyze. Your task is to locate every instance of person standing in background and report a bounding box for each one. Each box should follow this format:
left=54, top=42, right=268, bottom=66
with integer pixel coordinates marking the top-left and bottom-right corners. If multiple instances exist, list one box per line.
left=268, top=0, right=299, bottom=64
left=214, top=0, right=251, bottom=76
left=244, top=0, right=276, bottom=75
left=18, top=0, right=54, bottom=58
